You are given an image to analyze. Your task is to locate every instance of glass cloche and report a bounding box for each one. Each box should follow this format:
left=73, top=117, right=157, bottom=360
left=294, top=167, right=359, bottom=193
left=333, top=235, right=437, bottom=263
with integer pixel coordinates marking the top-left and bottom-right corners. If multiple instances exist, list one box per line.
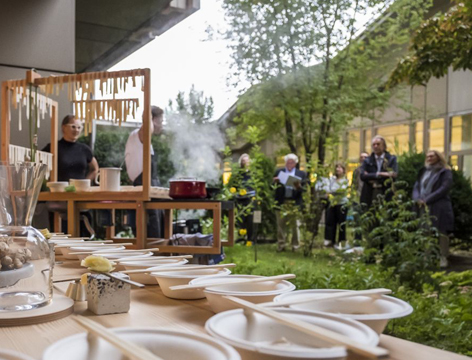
left=0, top=162, right=53, bottom=311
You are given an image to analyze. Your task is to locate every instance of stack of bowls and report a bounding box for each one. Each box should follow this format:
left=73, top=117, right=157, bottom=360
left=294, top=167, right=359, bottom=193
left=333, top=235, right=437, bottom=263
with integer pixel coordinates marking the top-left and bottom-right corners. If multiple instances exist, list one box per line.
left=61, top=245, right=125, bottom=260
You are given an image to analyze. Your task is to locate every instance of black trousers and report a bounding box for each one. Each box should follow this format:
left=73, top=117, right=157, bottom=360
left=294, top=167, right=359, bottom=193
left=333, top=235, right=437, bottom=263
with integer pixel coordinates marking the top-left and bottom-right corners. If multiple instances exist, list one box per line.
left=324, top=204, right=347, bottom=243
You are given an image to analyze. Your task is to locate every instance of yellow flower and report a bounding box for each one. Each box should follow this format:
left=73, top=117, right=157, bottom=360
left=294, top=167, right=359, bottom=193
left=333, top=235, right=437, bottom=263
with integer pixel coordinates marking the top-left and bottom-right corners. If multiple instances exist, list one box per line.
left=252, top=196, right=256, bottom=201
left=246, top=241, right=253, bottom=247
left=239, top=189, right=247, bottom=196
left=230, top=187, right=237, bottom=193
left=239, top=228, right=247, bottom=236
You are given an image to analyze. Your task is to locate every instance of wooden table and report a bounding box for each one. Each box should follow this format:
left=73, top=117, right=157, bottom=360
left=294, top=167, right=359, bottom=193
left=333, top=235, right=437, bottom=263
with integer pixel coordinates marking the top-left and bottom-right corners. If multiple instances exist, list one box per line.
left=0, top=262, right=468, bottom=360
left=38, top=191, right=235, bottom=253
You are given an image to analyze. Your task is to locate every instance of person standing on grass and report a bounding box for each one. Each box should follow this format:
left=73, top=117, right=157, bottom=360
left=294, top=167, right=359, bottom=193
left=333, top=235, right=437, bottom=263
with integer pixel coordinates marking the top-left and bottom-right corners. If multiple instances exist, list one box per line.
left=273, top=153, right=307, bottom=252
left=352, top=152, right=369, bottom=197
left=324, top=163, right=349, bottom=249
left=412, top=150, right=454, bottom=268
left=360, top=135, right=398, bottom=207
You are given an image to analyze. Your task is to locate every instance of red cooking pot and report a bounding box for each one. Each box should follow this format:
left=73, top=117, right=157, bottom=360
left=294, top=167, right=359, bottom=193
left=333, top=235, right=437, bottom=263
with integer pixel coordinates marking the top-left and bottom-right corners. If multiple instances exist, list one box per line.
left=169, top=178, right=207, bottom=199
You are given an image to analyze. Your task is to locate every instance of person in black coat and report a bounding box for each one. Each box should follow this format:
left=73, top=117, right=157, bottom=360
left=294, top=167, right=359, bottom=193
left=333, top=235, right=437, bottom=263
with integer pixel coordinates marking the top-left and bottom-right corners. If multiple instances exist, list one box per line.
left=273, top=153, right=307, bottom=252
left=412, top=150, right=454, bottom=268
left=360, top=136, right=398, bottom=206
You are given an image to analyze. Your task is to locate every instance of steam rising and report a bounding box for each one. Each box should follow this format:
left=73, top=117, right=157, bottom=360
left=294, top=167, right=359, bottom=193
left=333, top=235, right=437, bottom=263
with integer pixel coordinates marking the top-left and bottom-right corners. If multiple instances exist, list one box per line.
left=165, top=114, right=224, bottom=184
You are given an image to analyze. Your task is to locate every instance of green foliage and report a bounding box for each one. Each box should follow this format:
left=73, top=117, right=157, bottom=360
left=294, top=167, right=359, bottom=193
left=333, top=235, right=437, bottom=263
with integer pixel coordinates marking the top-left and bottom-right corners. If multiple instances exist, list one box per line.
left=355, top=181, right=440, bottom=289
left=167, top=84, right=214, bottom=124
left=221, top=145, right=276, bottom=240
left=450, top=170, right=472, bottom=246
left=397, top=151, right=425, bottom=195
left=222, top=0, right=432, bottom=164
left=389, top=0, right=472, bottom=87
left=223, top=245, right=472, bottom=356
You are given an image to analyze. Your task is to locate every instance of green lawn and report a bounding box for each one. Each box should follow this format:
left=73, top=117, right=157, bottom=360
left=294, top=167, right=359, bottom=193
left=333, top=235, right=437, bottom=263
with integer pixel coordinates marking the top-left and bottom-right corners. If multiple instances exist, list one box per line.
left=222, top=244, right=472, bottom=356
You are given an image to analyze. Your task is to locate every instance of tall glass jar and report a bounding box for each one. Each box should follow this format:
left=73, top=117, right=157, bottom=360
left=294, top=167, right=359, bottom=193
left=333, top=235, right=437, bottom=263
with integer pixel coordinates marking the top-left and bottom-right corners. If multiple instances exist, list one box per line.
left=0, top=162, right=53, bottom=311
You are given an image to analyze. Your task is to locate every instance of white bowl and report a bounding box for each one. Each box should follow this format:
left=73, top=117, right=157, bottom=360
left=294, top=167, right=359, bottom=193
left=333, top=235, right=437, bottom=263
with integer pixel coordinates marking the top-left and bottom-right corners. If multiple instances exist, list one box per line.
left=46, top=182, right=68, bottom=193
left=273, top=289, right=414, bottom=334
left=62, top=245, right=125, bottom=260
left=69, top=179, right=91, bottom=192
left=151, top=268, right=232, bottom=299
left=42, top=327, right=241, bottom=360
left=120, top=259, right=188, bottom=284
left=206, top=308, right=379, bottom=360
left=193, top=275, right=295, bottom=313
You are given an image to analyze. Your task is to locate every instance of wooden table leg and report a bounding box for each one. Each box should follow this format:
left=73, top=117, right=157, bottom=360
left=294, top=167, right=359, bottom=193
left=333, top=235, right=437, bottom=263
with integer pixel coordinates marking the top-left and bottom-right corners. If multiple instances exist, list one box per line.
left=227, top=208, right=235, bottom=246
left=53, top=212, right=62, bottom=233
left=164, top=209, right=173, bottom=239
left=136, top=201, right=145, bottom=249
left=213, top=204, right=221, bottom=252
left=67, top=200, right=79, bottom=237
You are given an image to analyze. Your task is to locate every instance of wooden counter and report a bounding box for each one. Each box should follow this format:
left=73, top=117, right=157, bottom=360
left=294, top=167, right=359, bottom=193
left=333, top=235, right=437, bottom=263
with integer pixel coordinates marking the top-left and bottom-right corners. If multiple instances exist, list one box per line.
left=0, top=262, right=468, bottom=360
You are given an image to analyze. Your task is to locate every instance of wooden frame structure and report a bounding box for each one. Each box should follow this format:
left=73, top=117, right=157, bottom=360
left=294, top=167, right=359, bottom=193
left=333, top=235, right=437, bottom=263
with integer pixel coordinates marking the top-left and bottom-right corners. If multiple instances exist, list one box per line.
left=1, top=69, right=152, bottom=198
left=1, top=69, right=234, bottom=253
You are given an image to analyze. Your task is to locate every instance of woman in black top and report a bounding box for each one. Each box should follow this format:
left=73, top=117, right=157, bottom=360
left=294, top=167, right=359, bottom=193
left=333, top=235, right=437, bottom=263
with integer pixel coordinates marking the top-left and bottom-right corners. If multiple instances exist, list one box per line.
left=43, top=115, right=99, bottom=181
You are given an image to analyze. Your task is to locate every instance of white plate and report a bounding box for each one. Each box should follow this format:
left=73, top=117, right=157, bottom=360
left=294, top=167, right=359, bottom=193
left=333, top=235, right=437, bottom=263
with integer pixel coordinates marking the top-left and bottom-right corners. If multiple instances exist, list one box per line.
left=206, top=308, right=379, bottom=360
left=0, top=349, right=35, bottom=360
left=42, top=327, right=240, bottom=360
left=120, top=259, right=188, bottom=284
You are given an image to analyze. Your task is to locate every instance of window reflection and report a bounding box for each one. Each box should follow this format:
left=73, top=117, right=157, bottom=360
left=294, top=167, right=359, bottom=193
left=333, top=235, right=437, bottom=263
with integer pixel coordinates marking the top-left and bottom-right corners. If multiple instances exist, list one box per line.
left=377, top=124, right=410, bottom=154
left=415, top=122, right=423, bottom=152
left=451, top=114, right=472, bottom=152
left=429, top=118, right=444, bottom=153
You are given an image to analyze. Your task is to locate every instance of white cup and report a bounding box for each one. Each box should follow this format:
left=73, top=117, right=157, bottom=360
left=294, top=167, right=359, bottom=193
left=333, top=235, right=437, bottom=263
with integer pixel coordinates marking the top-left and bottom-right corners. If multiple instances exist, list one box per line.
left=69, top=179, right=91, bottom=192
left=95, top=168, right=121, bottom=191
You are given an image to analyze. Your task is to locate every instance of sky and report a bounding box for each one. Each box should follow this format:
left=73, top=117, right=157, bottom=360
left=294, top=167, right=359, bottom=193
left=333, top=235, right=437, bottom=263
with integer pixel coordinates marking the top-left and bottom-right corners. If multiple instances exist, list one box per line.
left=109, top=0, right=240, bottom=121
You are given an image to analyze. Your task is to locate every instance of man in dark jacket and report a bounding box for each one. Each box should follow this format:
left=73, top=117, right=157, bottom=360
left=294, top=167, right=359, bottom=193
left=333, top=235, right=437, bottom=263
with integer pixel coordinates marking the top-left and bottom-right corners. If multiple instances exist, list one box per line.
left=273, top=153, right=307, bottom=252
left=360, top=136, right=398, bottom=207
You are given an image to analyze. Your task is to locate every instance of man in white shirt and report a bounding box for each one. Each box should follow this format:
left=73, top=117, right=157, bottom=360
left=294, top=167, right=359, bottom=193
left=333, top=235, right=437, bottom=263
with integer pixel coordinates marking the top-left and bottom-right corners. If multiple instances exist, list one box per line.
left=125, top=106, right=164, bottom=238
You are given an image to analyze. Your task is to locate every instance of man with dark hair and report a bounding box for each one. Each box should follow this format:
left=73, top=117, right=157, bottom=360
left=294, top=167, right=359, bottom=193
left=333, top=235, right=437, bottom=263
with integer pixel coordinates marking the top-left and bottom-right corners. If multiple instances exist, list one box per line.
left=360, top=135, right=398, bottom=206
left=125, top=106, right=164, bottom=238
left=352, top=152, right=369, bottom=197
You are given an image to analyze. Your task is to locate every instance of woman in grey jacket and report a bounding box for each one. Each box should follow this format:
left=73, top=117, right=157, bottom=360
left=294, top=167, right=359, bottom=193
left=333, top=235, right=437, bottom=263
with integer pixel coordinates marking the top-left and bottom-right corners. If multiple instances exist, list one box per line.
left=412, top=150, right=454, bottom=268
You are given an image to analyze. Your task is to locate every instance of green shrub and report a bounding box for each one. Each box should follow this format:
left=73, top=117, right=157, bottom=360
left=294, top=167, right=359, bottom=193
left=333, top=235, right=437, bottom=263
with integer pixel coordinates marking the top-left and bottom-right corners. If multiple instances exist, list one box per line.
left=357, top=181, right=440, bottom=289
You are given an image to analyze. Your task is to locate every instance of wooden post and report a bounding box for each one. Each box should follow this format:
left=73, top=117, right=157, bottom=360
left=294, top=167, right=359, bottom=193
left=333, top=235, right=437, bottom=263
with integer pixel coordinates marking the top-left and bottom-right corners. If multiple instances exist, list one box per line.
left=164, top=209, right=173, bottom=239
left=1, top=82, right=10, bottom=162
left=136, top=201, right=146, bottom=249
left=67, top=200, right=78, bottom=237
left=213, top=203, right=221, bottom=252
left=50, top=103, right=58, bottom=181
left=142, top=69, right=151, bottom=201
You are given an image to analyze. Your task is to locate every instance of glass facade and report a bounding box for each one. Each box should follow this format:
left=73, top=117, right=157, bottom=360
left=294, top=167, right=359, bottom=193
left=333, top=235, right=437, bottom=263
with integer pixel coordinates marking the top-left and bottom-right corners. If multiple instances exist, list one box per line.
left=363, top=129, right=372, bottom=153
left=377, top=124, right=410, bottom=154
left=463, top=154, right=472, bottom=183
left=348, top=130, right=361, bottom=162
left=451, top=114, right=472, bottom=152
left=415, top=121, right=424, bottom=152
left=429, top=118, right=445, bottom=153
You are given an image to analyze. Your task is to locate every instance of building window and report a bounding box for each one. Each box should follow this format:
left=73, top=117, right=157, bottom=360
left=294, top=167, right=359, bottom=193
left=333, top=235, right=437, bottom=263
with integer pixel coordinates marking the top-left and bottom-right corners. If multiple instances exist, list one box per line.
left=463, top=155, right=472, bottom=184
left=429, top=118, right=444, bottom=153
left=376, top=124, right=410, bottom=155
left=363, top=129, right=372, bottom=153
left=415, top=121, right=424, bottom=152
left=348, top=130, right=360, bottom=162
left=450, top=155, right=459, bottom=171
left=451, top=114, right=472, bottom=152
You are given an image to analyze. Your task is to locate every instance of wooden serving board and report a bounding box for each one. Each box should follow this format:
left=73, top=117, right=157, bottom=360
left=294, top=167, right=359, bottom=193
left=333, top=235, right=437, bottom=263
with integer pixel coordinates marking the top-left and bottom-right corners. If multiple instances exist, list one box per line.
left=0, top=295, right=74, bottom=327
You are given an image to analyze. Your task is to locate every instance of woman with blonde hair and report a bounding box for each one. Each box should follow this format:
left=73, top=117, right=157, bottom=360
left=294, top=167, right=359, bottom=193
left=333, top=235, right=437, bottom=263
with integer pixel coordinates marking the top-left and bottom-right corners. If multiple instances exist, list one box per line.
left=413, top=149, right=454, bottom=268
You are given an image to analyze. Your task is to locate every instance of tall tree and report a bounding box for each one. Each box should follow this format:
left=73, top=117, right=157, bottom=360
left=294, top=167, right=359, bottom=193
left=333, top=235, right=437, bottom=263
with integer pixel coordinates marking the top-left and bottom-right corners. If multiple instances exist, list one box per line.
left=388, top=0, right=472, bottom=87
left=168, top=84, right=214, bottom=124
left=223, top=0, right=433, bottom=165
